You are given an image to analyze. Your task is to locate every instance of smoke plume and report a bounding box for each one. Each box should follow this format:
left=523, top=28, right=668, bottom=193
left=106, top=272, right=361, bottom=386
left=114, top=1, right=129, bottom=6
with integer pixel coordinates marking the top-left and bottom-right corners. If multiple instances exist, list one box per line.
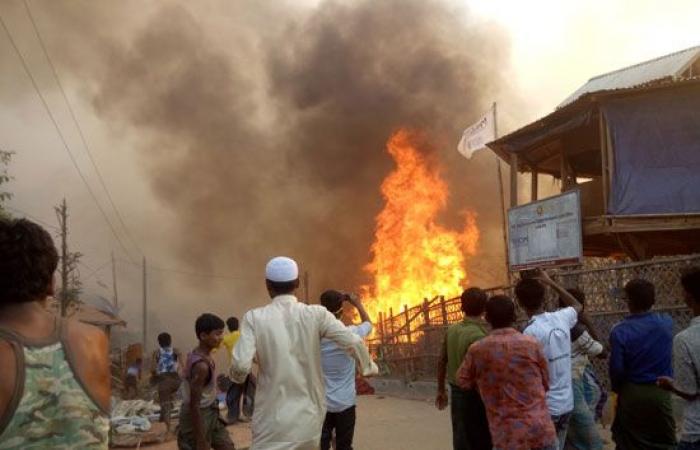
left=25, top=0, right=513, bottom=307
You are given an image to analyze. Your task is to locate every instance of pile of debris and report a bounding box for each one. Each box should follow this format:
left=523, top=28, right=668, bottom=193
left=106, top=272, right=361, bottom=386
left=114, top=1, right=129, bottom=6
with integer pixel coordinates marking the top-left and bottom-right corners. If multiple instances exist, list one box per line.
left=110, top=399, right=180, bottom=447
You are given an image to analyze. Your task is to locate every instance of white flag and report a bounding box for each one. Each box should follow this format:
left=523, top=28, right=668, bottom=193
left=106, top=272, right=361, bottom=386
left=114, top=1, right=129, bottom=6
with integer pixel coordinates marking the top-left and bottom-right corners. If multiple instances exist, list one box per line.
left=457, top=105, right=496, bottom=159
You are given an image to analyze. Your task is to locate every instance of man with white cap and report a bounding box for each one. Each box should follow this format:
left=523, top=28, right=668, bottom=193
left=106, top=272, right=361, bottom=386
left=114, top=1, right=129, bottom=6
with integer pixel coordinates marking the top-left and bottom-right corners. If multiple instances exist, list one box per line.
left=230, top=256, right=378, bottom=450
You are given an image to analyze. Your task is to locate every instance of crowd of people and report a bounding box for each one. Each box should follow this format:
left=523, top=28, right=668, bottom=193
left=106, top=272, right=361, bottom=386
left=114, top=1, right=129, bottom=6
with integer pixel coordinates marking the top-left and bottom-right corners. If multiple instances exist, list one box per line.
left=0, top=217, right=699, bottom=450
left=437, top=271, right=700, bottom=450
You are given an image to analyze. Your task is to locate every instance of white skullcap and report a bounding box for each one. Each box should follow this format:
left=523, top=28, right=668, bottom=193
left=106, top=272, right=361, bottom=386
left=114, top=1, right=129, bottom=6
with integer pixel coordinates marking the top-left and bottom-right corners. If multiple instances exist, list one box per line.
left=265, top=256, right=299, bottom=282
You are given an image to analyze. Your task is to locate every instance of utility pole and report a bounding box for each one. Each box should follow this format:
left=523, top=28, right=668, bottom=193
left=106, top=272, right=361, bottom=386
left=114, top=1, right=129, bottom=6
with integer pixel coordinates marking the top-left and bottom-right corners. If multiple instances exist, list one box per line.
left=142, top=256, right=147, bottom=353
left=111, top=251, right=118, bottom=308
left=55, top=199, right=69, bottom=316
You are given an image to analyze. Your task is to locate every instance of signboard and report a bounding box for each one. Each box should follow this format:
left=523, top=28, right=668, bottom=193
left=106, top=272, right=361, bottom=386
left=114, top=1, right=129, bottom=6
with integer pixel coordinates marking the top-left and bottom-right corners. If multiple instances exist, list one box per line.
left=508, top=190, right=583, bottom=271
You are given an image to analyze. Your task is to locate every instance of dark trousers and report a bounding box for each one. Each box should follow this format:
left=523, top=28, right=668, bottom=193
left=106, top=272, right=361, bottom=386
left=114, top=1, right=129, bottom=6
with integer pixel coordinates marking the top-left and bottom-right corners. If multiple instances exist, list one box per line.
left=226, top=380, right=244, bottom=422
left=450, top=384, right=492, bottom=450
left=320, top=405, right=356, bottom=450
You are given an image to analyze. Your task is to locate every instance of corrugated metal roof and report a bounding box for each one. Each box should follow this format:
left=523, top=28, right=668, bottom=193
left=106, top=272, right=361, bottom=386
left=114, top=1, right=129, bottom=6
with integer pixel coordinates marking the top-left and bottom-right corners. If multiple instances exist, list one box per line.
left=559, top=45, right=700, bottom=107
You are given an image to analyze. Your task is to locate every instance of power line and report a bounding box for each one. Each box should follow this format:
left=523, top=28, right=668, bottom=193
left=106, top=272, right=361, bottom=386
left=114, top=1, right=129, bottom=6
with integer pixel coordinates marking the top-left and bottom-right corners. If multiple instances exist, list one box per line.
left=0, top=10, right=136, bottom=264
left=115, top=257, right=253, bottom=281
left=4, top=206, right=60, bottom=230
left=23, top=0, right=144, bottom=258
left=79, top=259, right=111, bottom=280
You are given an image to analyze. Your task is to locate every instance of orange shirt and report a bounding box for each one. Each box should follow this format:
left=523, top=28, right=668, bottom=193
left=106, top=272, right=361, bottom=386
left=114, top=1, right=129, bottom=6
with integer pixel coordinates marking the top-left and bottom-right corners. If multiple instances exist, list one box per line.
left=457, top=328, right=556, bottom=450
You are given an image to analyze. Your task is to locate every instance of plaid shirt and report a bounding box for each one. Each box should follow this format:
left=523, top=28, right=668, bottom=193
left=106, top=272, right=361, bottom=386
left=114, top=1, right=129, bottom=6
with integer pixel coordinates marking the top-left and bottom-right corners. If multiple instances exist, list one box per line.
left=457, top=327, right=556, bottom=450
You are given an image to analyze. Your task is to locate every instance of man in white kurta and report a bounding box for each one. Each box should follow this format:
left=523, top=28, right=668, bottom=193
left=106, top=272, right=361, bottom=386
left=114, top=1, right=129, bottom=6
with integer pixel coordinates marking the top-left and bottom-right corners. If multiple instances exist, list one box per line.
left=230, top=256, right=377, bottom=450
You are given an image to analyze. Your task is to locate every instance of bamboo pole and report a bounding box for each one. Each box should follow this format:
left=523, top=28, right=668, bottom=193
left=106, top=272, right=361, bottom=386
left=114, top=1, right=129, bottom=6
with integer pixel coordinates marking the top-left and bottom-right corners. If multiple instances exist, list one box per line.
left=404, top=304, right=412, bottom=344
left=440, top=297, right=448, bottom=325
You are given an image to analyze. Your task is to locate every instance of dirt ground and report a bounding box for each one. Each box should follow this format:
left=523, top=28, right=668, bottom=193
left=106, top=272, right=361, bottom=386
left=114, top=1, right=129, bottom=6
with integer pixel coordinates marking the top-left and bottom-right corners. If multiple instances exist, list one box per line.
left=143, top=395, right=615, bottom=449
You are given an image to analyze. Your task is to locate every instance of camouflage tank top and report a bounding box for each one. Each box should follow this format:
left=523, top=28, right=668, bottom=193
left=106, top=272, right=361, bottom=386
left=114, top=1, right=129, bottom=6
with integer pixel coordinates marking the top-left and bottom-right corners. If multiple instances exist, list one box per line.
left=0, top=319, right=110, bottom=450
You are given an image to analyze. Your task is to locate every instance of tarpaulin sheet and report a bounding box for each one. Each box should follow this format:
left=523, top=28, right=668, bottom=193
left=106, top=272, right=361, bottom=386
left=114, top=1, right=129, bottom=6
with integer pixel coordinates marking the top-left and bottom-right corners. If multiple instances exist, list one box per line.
left=602, top=85, right=700, bottom=215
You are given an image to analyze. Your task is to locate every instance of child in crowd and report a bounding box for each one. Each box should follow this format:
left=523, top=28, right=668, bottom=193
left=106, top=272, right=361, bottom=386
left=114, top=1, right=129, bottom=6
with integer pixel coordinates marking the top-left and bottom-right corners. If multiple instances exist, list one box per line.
left=177, top=313, right=235, bottom=450
left=151, top=332, right=182, bottom=432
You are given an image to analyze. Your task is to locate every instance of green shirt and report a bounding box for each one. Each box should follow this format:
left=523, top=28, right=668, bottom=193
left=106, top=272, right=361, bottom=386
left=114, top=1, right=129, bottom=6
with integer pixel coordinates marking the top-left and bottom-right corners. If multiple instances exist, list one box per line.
left=445, top=316, right=488, bottom=385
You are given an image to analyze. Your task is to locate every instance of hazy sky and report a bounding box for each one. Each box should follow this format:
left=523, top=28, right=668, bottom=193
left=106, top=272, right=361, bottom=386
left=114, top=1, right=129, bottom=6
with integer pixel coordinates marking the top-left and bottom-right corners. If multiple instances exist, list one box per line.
left=0, top=0, right=697, bottom=348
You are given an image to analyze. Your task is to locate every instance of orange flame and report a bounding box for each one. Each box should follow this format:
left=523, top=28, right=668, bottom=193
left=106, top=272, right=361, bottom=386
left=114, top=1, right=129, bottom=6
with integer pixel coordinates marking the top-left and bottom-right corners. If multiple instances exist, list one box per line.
left=362, top=129, right=479, bottom=321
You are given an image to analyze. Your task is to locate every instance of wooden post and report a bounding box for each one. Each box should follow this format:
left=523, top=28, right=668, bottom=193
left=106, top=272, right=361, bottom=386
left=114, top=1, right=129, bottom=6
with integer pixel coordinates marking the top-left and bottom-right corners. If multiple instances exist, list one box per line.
left=599, top=112, right=609, bottom=215
left=404, top=304, right=412, bottom=344
left=510, top=153, right=518, bottom=207
left=605, top=116, right=615, bottom=211
left=560, top=146, right=569, bottom=192
left=440, top=296, right=448, bottom=325
left=389, top=307, right=395, bottom=344
left=531, top=168, right=539, bottom=201
left=378, top=312, right=385, bottom=345
left=493, top=103, right=511, bottom=284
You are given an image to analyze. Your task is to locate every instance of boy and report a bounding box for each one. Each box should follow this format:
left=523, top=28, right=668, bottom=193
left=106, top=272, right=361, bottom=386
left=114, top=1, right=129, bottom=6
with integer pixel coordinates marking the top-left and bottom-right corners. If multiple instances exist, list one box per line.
left=151, top=332, right=182, bottom=432
left=516, top=272, right=582, bottom=449
left=319, top=290, right=372, bottom=450
left=436, top=287, right=492, bottom=450
left=178, top=313, right=235, bottom=450
left=457, top=295, right=557, bottom=450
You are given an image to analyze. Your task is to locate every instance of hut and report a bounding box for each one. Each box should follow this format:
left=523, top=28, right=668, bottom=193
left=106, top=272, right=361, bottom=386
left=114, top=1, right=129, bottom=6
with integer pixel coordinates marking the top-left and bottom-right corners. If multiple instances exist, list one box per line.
left=488, top=46, right=700, bottom=259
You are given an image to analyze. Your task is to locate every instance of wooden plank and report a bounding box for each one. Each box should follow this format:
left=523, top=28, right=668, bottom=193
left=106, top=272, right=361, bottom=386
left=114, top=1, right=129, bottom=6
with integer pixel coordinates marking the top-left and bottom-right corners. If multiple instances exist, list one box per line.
left=599, top=112, right=609, bottom=215
left=606, top=115, right=615, bottom=207
left=510, top=153, right=518, bottom=207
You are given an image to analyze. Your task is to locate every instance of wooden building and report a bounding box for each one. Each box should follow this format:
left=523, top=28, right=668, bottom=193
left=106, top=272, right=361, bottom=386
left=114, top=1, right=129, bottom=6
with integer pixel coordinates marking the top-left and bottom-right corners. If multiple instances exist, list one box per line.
left=488, top=46, right=700, bottom=259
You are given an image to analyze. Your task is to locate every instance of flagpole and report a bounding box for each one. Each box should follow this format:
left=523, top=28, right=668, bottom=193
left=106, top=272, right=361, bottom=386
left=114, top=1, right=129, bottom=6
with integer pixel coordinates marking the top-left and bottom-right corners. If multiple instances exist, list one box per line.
left=493, top=102, right=511, bottom=285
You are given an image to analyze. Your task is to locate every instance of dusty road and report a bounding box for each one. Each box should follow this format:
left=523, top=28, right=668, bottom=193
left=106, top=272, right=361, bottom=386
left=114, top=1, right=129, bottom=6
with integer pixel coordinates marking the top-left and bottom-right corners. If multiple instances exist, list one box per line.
left=145, top=395, right=614, bottom=449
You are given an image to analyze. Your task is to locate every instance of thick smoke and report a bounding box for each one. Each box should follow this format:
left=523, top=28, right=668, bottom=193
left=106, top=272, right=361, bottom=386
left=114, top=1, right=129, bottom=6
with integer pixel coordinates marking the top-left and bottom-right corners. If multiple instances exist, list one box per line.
left=29, top=0, right=513, bottom=306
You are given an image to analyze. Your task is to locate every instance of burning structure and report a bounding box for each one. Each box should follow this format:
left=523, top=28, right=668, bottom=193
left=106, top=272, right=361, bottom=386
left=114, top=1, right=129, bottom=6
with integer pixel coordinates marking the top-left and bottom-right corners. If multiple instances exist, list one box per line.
left=362, top=129, right=479, bottom=320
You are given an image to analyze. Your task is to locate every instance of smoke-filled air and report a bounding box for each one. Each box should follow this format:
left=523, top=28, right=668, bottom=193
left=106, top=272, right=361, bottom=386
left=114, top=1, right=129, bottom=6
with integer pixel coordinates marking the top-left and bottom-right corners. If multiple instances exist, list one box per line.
left=14, top=0, right=513, bottom=319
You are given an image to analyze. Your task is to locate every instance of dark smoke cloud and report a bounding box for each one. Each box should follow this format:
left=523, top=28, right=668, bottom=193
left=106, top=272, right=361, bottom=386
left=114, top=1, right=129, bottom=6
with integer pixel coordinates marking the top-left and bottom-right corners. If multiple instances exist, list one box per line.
left=23, top=0, right=513, bottom=306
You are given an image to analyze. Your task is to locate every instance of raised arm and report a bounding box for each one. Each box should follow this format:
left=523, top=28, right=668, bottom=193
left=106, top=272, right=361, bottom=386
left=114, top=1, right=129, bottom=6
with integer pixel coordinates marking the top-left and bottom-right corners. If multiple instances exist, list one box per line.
left=537, top=270, right=582, bottom=315
left=318, top=307, right=378, bottom=376
left=576, top=330, right=606, bottom=359
left=230, top=312, right=256, bottom=384
left=347, top=293, right=371, bottom=324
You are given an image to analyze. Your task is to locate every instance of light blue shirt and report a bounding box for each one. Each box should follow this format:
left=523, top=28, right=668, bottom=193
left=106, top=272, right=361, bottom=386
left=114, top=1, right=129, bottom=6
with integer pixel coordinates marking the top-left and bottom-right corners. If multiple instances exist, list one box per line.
left=321, top=321, right=372, bottom=413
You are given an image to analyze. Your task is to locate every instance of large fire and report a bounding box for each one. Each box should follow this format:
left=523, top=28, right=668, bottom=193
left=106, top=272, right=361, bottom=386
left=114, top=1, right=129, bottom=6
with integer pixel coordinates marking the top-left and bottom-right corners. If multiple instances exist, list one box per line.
left=362, top=129, right=479, bottom=321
